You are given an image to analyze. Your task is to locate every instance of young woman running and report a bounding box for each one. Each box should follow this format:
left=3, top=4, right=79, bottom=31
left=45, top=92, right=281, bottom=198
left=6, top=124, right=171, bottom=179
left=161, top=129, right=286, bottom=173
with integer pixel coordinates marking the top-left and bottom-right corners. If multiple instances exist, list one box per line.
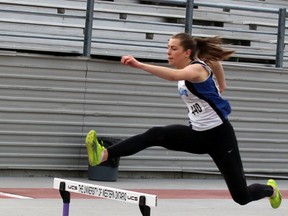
left=85, top=32, right=282, bottom=208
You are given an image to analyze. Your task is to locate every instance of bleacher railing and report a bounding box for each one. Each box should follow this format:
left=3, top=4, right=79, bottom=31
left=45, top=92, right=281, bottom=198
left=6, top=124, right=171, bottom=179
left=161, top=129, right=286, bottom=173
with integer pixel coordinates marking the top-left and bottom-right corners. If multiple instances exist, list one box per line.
left=185, top=1, right=286, bottom=68
left=83, top=0, right=286, bottom=68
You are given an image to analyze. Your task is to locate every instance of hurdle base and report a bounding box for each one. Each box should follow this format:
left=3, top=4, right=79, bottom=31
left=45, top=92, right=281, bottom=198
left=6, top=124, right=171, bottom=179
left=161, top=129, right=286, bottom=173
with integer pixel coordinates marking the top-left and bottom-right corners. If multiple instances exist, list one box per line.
left=88, top=165, right=118, bottom=182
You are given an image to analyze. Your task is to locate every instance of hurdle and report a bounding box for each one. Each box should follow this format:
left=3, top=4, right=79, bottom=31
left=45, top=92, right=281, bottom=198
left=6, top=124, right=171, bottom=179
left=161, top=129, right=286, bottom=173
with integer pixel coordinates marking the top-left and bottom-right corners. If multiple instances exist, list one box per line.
left=53, top=178, right=157, bottom=216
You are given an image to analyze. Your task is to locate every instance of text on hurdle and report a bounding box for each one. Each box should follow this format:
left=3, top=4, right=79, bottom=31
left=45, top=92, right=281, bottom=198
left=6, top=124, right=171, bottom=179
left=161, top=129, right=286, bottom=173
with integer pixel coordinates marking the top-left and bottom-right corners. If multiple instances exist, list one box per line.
left=53, top=178, right=158, bottom=216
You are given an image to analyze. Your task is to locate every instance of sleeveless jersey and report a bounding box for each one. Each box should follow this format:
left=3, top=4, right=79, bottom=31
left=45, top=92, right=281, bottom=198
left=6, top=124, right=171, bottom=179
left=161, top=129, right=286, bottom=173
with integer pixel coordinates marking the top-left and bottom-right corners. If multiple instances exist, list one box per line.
left=178, top=60, right=231, bottom=131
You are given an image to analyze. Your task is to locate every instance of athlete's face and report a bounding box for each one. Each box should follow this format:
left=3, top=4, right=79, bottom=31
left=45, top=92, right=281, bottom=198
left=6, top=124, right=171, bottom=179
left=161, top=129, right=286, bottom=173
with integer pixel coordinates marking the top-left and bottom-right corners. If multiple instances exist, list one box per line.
left=167, top=38, right=191, bottom=69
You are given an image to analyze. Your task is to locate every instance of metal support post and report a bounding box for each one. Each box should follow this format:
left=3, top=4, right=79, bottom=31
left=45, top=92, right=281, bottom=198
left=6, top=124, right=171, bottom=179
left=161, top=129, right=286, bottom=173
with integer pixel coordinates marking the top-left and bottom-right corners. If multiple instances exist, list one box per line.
left=185, top=0, right=194, bottom=35
left=275, top=8, right=286, bottom=68
left=83, top=0, right=95, bottom=57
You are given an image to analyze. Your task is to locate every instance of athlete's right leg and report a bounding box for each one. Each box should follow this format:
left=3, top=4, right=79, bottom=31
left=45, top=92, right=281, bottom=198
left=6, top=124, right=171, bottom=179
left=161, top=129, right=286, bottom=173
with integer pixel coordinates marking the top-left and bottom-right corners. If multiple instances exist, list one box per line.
left=86, top=125, right=198, bottom=166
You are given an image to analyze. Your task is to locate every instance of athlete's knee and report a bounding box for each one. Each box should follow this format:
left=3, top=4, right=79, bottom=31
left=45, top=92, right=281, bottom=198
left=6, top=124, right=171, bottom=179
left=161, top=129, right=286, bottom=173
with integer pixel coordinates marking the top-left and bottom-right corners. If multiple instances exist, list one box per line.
left=142, top=126, right=166, bottom=145
left=231, top=195, right=249, bottom=206
left=144, top=126, right=165, bottom=138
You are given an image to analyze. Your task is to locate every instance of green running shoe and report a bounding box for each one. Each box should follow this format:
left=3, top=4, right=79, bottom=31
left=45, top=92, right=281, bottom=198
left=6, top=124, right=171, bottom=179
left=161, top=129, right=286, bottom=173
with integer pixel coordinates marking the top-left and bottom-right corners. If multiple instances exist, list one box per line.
left=267, top=179, right=282, bottom=209
left=85, top=130, right=105, bottom=166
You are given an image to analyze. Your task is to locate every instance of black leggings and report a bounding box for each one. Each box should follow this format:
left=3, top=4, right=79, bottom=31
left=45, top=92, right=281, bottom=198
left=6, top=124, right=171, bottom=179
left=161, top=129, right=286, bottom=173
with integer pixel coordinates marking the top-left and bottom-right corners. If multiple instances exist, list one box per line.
left=107, top=120, right=273, bottom=205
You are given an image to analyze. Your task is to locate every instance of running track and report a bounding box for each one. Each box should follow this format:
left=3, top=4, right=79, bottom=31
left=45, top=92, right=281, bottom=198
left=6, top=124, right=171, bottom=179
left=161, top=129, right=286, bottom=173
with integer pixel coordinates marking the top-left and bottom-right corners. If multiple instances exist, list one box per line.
left=0, top=188, right=287, bottom=199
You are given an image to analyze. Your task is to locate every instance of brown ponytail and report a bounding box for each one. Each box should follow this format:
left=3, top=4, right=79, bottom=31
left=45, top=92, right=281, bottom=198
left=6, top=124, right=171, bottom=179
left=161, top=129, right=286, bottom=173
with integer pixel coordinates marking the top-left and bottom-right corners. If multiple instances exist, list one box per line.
left=170, top=33, right=235, bottom=62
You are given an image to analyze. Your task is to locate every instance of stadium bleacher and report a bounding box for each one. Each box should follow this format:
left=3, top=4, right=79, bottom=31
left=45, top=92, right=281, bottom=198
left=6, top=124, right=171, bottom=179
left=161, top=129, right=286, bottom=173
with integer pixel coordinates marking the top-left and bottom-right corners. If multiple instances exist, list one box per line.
left=0, top=0, right=287, bottom=66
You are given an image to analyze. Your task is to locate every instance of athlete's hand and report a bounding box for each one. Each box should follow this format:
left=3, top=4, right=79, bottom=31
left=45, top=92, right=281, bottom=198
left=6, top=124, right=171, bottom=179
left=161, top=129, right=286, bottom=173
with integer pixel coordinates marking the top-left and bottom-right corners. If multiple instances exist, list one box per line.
left=121, top=55, right=142, bottom=69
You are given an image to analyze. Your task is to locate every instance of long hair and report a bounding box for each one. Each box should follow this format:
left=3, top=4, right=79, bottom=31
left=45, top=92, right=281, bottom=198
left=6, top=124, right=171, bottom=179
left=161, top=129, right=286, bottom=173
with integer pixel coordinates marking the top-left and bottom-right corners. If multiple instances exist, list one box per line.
left=170, top=33, right=235, bottom=63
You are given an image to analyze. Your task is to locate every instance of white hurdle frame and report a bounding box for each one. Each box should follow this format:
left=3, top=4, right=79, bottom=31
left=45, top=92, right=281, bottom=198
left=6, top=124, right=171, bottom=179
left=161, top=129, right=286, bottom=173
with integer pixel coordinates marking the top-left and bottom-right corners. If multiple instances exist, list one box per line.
left=53, top=178, right=157, bottom=216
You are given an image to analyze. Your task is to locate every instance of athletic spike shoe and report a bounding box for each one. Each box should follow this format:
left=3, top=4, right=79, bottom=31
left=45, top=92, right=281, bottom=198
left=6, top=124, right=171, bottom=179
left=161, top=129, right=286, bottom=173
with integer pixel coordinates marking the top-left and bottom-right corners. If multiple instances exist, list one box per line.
left=267, top=179, right=282, bottom=209
left=85, top=130, right=106, bottom=166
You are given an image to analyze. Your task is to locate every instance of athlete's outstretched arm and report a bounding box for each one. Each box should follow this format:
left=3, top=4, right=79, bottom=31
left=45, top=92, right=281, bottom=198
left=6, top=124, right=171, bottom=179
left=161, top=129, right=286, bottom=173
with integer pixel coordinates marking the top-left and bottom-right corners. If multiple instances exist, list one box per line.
left=121, top=55, right=201, bottom=81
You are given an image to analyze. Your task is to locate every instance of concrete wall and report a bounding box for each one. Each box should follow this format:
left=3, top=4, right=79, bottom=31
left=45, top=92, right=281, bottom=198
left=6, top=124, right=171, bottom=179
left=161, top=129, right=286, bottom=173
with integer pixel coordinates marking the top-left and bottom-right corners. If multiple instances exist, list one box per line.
left=0, top=53, right=287, bottom=178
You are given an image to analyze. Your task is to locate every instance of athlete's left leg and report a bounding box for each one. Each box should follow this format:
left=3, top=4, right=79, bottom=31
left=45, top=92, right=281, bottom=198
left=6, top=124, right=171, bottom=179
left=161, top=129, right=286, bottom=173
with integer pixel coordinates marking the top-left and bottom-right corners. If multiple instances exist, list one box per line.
left=208, top=121, right=274, bottom=205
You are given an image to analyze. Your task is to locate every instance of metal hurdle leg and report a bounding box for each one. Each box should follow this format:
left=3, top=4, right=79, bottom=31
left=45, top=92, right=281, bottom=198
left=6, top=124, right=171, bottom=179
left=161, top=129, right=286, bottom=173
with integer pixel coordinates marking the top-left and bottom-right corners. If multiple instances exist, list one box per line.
left=139, top=196, right=151, bottom=216
left=59, top=182, right=70, bottom=216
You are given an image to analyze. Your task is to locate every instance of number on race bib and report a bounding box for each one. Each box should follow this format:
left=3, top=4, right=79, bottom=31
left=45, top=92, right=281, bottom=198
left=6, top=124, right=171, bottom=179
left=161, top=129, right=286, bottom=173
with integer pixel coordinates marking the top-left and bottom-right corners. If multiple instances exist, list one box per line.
left=191, top=103, right=203, bottom=115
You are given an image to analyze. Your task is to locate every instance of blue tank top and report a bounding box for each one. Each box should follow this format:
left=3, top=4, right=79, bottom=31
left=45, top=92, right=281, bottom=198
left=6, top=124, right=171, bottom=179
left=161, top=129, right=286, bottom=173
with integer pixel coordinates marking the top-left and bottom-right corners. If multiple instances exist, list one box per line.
left=178, top=60, right=231, bottom=131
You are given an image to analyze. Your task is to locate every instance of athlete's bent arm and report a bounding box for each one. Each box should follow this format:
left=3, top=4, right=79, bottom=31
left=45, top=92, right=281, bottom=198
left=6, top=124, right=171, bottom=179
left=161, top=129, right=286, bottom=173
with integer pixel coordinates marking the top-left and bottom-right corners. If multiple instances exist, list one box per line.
left=208, top=61, right=226, bottom=93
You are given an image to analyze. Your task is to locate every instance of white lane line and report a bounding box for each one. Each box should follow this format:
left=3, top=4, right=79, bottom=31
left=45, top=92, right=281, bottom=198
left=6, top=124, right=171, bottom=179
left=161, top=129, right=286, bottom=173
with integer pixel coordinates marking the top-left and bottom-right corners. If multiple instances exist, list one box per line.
left=0, top=192, right=33, bottom=199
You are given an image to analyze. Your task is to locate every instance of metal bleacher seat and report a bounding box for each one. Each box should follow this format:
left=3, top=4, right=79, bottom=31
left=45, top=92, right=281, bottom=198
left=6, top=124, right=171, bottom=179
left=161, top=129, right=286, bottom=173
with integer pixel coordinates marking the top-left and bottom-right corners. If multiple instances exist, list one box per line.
left=0, top=0, right=87, bottom=54
left=0, top=0, right=287, bottom=66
